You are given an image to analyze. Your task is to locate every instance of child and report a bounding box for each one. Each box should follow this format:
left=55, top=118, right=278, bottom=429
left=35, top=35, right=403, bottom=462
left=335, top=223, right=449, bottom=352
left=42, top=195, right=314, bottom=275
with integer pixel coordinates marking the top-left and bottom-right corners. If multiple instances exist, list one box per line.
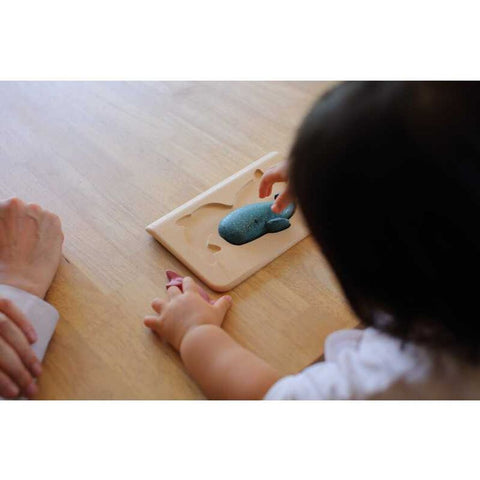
left=144, top=82, right=480, bottom=399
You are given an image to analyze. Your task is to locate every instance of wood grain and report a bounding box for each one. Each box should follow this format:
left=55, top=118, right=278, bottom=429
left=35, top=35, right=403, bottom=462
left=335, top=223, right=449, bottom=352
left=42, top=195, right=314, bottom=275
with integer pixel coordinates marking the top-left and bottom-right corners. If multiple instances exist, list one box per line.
left=0, top=81, right=357, bottom=399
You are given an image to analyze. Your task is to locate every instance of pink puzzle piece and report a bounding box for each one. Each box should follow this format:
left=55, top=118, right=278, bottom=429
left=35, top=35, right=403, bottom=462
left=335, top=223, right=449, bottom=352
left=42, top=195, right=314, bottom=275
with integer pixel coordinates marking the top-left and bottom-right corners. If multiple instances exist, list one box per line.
left=165, top=270, right=214, bottom=304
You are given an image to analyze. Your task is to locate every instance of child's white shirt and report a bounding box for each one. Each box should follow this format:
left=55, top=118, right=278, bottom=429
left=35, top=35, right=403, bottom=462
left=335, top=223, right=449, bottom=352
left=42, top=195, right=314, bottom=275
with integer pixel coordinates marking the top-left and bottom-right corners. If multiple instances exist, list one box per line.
left=264, top=327, right=437, bottom=400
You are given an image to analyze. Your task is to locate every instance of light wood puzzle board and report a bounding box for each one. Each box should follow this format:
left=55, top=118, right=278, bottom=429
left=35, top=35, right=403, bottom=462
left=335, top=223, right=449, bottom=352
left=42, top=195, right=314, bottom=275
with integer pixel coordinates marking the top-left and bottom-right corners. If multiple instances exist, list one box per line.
left=147, top=152, right=309, bottom=291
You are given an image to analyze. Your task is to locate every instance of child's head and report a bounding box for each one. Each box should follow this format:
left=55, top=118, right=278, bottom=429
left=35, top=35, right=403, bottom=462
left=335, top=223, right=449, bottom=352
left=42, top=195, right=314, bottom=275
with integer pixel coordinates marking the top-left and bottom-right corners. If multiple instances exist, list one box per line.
left=289, top=82, right=480, bottom=362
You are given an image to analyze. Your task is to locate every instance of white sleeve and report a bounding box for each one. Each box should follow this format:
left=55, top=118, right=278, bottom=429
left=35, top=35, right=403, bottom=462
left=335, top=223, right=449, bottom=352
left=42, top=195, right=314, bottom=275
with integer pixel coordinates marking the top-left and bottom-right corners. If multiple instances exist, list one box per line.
left=264, top=362, right=352, bottom=400
left=264, top=328, right=433, bottom=400
left=0, top=284, right=59, bottom=361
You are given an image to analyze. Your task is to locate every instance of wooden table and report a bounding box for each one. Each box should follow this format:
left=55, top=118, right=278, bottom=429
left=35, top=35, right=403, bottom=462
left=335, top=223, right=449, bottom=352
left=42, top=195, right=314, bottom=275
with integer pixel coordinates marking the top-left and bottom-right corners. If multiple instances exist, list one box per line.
left=0, top=82, right=357, bottom=399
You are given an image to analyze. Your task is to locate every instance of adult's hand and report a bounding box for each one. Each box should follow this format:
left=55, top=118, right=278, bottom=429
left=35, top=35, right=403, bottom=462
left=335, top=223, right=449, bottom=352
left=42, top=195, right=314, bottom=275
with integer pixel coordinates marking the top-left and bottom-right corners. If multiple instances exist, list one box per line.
left=0, top=297, right=41, bottom=398
left=0, top=197, right=64, bottom=299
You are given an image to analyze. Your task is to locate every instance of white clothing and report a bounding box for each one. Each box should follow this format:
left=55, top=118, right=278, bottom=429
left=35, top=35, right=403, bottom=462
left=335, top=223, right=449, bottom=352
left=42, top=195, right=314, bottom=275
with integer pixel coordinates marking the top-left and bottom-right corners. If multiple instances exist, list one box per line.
left=265, top=327, right=436, bottom=400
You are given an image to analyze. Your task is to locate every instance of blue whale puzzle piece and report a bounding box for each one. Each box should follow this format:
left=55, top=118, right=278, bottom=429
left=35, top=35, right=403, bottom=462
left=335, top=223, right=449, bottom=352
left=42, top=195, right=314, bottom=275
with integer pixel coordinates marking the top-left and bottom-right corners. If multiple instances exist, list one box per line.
left=218, top=195, right=296, bottom=245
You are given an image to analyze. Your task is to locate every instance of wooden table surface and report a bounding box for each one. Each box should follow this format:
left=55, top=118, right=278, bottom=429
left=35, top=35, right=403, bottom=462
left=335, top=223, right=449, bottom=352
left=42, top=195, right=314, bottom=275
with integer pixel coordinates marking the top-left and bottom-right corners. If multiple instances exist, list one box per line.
left=0, top=82, right=357, bottom=399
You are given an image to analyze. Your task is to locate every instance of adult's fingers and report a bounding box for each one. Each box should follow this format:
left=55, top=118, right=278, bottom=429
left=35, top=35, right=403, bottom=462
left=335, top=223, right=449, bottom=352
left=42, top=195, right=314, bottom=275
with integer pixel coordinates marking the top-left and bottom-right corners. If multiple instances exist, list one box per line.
left=0, top=313, right=41, bottom=378
left=26, top=202, right=44, bottom=221
left=0, top=297, right=37, bottom=343
left=0, top=370, right=19, bottom=398
left=0, top=218, right=7, bottom=248
left=0, top=336, right=34, bottom=395
left=4, top=198, right=25, bottom=244
left=271, top=188, right=293, bottom=214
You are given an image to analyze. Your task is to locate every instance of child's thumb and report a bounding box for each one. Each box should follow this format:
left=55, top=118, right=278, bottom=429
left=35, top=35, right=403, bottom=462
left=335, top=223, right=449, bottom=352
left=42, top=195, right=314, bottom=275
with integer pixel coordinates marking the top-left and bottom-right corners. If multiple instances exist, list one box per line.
left=214, top=295, right=233, bottom=317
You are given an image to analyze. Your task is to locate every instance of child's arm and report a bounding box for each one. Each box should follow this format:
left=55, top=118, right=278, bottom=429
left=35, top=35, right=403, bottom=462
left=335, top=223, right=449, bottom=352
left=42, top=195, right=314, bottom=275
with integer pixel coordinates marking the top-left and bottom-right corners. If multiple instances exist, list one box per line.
left=144, top=277, right=280, bottom=399
left=181, top=325, right=280, bottom=399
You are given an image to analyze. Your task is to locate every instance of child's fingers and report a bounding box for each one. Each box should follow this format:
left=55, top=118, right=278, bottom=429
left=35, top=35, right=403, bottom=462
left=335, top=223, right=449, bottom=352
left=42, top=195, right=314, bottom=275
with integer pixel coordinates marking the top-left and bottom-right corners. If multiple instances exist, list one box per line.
left=151, top=298, right=165, bottom=314
left=258, top=171, right=278, bottom=198
left=258, top=175, right=272, bottom=198
left=182, top=277, right=199, bottom=294
left=259, top=167, right=286, bottom=198
left=144, top=315, right=164, bottom=336
left=167, top=286, right=181, bottom=299
left=213, top=295, right=233, bottom=319
left=271, top=189, right=293, bottom=213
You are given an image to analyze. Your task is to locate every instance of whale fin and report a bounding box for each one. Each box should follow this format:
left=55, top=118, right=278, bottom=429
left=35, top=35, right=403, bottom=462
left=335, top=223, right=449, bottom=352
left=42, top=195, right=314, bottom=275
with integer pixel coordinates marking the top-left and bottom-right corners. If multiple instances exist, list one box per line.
left=266, top=218, right=291, bottom=233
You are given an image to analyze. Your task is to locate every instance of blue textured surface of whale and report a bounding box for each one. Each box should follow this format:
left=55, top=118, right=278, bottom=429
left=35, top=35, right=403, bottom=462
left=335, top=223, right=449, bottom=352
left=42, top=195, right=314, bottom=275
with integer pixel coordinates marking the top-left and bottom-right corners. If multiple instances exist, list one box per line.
left=218, top=199, right=296, bottom=245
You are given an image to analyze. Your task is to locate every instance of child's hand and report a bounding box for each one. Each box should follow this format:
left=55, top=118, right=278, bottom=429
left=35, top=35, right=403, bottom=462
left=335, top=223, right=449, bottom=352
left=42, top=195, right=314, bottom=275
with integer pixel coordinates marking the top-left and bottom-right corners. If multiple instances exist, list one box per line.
left=144, top=277, right=232, bottom=352
left=258, top=162, right=293, bottom=213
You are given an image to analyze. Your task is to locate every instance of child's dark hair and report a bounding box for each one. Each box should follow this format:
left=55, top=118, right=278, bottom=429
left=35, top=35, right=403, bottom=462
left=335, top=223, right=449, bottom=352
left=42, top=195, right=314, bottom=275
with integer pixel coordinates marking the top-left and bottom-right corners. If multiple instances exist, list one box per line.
left=290, top=82, right=480, bottom=362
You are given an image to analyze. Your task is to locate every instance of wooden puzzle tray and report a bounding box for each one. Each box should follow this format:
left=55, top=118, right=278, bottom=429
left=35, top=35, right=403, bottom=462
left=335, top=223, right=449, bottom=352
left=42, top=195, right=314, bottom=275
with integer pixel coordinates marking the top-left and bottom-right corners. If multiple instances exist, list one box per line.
left=146, top=152, right=310, bottom=292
